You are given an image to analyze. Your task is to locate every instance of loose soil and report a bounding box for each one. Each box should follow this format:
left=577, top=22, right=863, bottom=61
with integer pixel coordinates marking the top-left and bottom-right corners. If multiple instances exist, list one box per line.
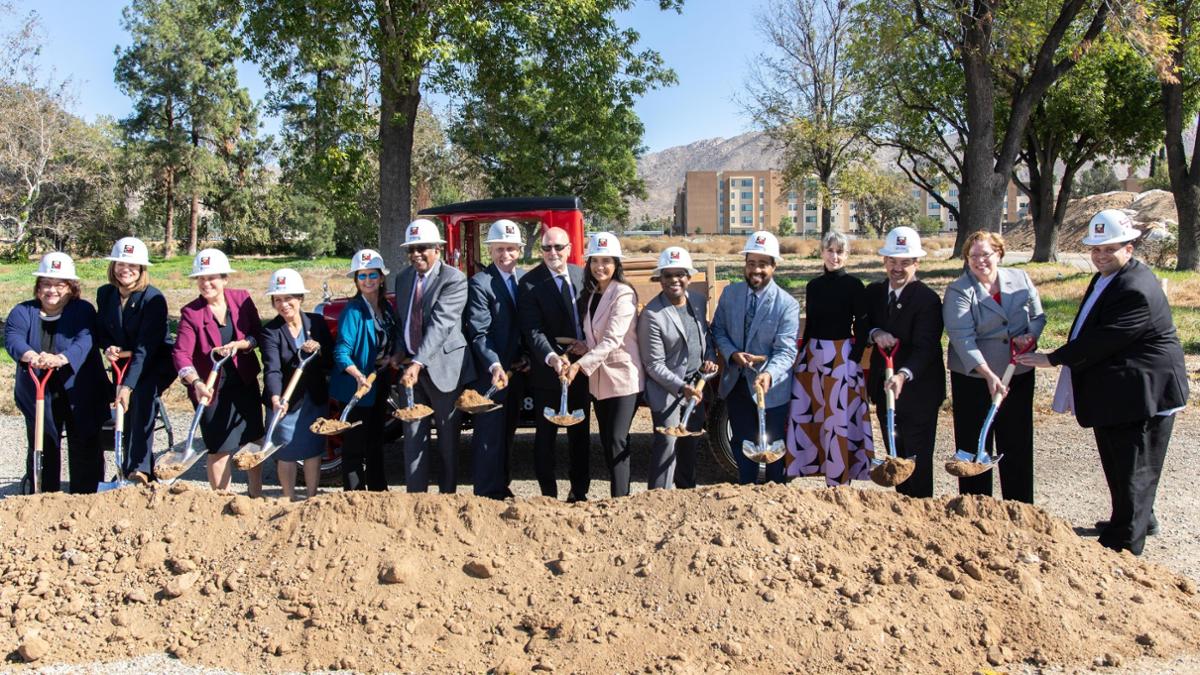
left=1, top=484, right=1198, bottom=673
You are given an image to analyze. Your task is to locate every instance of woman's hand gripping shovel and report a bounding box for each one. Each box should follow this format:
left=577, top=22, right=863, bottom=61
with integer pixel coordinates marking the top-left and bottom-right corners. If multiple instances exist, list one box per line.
left=740, top=356, right=785, bottom=476
left=98, top=350, right=134, bottom=492
left=23, top=364, right=57, bottom=495
left=234, top=347, right=320, bottom=470
left=311, top=371, right=376, bottom=436
left=656, top=371, right=716, bottom=437
left=154, top=349, right=232, bottom=483
left=946, top=339, right=1035, bottom=478
left=869, top=341, right=916, bottom=487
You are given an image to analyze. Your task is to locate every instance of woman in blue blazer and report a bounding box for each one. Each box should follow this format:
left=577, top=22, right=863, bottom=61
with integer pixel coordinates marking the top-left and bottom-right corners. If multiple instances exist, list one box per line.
left=94, top=237, right=171, bottom=483
left=331, top=249, right=397, bottom=491
left=5, top=253, right=110, bottom=493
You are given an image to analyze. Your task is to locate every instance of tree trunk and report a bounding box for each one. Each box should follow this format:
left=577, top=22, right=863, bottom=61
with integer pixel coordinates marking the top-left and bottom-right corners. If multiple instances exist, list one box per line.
left=378, top=75, right=420, bottom=268
left=1162, top=72, right=1200, bottom=270
left=818, top=170, right=833, bottom=236
left=1029, top=175, right=1057, bottom=263
left=162, top=99, right=176, bottom=258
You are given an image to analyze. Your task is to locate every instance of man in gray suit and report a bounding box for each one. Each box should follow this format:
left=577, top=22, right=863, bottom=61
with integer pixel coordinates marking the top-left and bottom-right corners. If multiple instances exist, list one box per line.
left=638, top=246, right=718, bottom=489
left=394, top=218, right=475, bottom=493
left=466, top=219, right=528, bottom=499
left=712, top=231, right=800, bottom=485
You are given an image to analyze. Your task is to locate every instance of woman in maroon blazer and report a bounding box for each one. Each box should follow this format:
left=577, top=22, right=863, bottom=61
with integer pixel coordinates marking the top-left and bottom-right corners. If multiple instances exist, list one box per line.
left=172, top=248, right=264, bottom=494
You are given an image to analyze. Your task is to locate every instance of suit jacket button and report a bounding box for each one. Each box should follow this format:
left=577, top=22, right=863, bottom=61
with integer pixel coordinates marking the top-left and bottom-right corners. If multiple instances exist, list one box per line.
left=1002, top=338, right=1008, bottom=344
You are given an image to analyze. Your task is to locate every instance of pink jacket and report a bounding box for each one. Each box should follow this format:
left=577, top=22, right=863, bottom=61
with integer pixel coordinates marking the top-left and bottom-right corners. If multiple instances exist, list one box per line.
left=172, top=288, right=263, bottom=405
left=578, top=281, right=644, bottom=400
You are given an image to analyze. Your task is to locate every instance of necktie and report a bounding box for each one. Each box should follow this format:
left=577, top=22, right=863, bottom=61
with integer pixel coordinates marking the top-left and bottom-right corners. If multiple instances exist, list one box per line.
left=408, top=273, right=424, bottom=351
left=507, top=274, right=518, bottom=303
left=744, top=291, right=758, bottom=341
left=560, top=275, right=581, bottom=339
left=887, top=290, right=898, bottom=320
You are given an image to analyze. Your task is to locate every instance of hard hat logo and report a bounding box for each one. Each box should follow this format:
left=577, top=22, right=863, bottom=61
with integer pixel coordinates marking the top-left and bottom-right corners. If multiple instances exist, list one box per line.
left=896, top=236, right=907, bottom=247
left=123, top=244, right=134, bottom=254
left=200, top=257, right=210, bottom=266
left=598, top=238, right=608, bottom=248
left=409, top=226, right=420, bottom=236
left=670, top=250, right=680, bottom=259
left=1095, top=223, right=1105, bottom=234
left=505, top=225, right=515, bottom=235
left=276, top=276, right=286, bottom=286
left=360, top=253, right=371, bottom=262
left=51, top=260, right=61, bottom=270
left=755, top=236, right=766, bottom=245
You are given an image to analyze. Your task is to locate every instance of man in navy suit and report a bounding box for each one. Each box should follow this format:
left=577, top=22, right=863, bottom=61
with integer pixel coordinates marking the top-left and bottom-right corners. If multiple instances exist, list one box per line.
left=466, top=220, right=529, bottom=499
left=1019, top=210, right=1188, bottom=555
left=711, top=231, right=800, bottom=485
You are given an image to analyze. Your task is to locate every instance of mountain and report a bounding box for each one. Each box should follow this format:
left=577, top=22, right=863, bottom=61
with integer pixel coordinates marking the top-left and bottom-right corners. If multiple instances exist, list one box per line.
left=630, top=131, right=785, bottom=223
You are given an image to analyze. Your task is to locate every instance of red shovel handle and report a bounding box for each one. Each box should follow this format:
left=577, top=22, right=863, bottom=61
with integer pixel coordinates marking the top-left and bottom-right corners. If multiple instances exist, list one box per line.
left=110, top=354, right=132, bottom=388
left=1009, top=338, right=1036, bottom=362
left=27, top=363, right=54, bottom=398
left=879, top=340, right=901, bottom=370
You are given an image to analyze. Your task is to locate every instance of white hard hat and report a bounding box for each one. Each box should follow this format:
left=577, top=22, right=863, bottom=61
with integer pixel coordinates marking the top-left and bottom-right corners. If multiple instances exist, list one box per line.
left=33, top=252, right=79, bottom=281
left=740, top=230, right=782, bottom=263
left=878, top=226, right=926, bottom=258
left=484, top=219, right=524, bottom=246
left=584, top=232, right=623, bottom=258
left=189, top=248, right=235, bottom=277
left=266, top=268, right=310, bottom=296
left=402, top=218, right=446, bottom=247
left=1083, top=209, right=1141, bottom=246
left=652, top=246, right=698, bottom=278
left=106, top=237, right=153, bottom=267
left=348, top=249, right=389, bottom=277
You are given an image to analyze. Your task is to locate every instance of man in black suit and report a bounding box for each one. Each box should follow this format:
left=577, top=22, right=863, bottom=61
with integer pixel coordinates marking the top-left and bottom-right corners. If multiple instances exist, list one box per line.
left=1019, top=210, right=1188, bottom=555
left=466, top=220, right=528, bottom=499
left=518, top=226, right=590, bottom=501
left=855, top=226, right=945, bottom=498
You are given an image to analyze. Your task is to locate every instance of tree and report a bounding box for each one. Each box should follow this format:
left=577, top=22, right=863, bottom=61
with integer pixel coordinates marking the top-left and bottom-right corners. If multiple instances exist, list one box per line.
left=838, top=165, right=918, bottom=236
left=777, top=212, right=796, bottom=236
left=1159, top=0, right=1200, bottom=269
left=237, top=0, right=682, bottom=266
left=743, top=0, right=867, bottom=236
left=1073, top=163, right=1121, bottom=197
left=115, top=0, right=261, bottom=257
left=852, top=0, right=1115, bottom=257
left=445, top=3, right=673, bottom=225
left=1014, top=36, right=1166, bottom=262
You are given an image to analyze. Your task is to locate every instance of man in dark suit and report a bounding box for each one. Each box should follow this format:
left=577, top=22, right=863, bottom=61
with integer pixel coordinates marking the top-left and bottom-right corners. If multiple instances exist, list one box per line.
left=855, top=226, right=945, bottom=498
left=518, top=225, right=590, bottom=501
left=466, top=220, right=528, bottom=499
left=1019, top=210, right=1188, bottom=555
left=394, top=219, right=475, bottom=494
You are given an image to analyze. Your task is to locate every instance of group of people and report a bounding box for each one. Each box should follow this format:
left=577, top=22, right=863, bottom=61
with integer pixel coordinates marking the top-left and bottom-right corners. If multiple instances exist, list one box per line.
left=7, top=208, right=1186, bottom=556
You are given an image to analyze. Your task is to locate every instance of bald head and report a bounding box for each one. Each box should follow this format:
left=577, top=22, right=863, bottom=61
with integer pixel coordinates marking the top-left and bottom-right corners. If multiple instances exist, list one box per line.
left=541, top=227, right=570, bottom=274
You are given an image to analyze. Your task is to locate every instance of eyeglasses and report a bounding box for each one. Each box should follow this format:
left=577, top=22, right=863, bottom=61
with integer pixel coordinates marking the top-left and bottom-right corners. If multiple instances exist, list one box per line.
left=407, top=245, right=434, bottom=254
left=969, top=251, right=998, bottom=261
left=38, top=281, right=69, bottom=291
left=541, top=244, right=568, bottom=252
left=356, top=271, right=381, bottom=280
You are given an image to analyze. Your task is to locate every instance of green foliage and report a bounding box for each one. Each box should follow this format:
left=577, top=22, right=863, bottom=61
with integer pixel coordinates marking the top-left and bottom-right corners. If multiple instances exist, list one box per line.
left=777, top=213, right=795, bottom=236
left=1072, top=163, right=1121, bottom=197
left=838, top=165, right=917, bottom=236
left=1143, top=160, right=1172, bottom=191
left=913, top=215, right=942, bottom=236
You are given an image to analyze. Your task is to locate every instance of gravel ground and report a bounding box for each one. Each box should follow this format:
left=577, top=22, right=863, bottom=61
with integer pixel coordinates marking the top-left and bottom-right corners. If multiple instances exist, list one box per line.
left=1, top=387, right=1198, bottom=673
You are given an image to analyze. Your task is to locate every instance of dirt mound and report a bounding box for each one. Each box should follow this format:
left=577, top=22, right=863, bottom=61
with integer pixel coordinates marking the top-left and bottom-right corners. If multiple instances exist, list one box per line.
left=1006, top=190, right=1179, bottom=253
left=0, top=485, right=1197, bottom=673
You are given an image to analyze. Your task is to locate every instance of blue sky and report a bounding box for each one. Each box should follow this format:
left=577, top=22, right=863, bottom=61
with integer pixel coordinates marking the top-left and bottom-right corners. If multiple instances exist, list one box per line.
left=29, top=0, right=760, bottom=154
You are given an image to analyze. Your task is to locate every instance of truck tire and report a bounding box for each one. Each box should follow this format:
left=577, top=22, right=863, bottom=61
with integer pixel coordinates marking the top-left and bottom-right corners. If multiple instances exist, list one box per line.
left=706, top=399, right=737, bottom=477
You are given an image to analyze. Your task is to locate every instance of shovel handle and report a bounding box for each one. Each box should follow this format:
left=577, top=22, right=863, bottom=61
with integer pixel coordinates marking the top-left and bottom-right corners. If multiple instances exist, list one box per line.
left=693, top=377, right=707, bottom=398
left=197, top=367, right=221, bottom=406
left=991, top=362, right=1018, bottom=405
left=279, top=358, right=311, bottom=405
left=354, top=371, right=377, bottom=400
left=754, top=381, right=766, bottom=409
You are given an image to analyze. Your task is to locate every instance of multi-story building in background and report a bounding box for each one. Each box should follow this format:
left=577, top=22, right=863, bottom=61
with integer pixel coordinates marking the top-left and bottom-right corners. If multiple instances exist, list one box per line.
left=674, top=169, right=1029, bottom=235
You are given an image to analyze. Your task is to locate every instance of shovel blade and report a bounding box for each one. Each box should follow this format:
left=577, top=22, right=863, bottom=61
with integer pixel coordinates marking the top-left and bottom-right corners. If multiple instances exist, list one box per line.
left=944, top=449, right=1001, bottom=478
left=741, top=440, right=758, bottom=459
left=542, top=407, right=557, bottom=421
left=96, top=478, right=131, bottom=492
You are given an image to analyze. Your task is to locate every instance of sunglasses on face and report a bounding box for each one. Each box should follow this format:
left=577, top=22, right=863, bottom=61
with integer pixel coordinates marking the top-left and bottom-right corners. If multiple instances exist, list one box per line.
left=408, top=245, right=434, bottom=254
left=356, top=271, right=381, bottom=280
left=541, top=244, right=568, bottom=252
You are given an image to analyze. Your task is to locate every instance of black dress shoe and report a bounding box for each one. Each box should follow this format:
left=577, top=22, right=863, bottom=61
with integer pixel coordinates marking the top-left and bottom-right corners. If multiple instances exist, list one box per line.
left=565, top=492, right=587, bottom=504
left=1095, top=516, right=1160, bottom=536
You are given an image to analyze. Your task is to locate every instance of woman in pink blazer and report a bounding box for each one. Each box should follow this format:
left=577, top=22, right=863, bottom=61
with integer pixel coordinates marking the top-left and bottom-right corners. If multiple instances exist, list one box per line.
left=565, top=233, right=644, bottom=497
left=172, top=249, right=264, bottom=494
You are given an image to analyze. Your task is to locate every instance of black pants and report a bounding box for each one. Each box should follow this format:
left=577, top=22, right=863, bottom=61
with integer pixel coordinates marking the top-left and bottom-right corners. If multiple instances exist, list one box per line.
left=470, top=372, right=525, bottom=499
left=593, top=393, right=637, bottom=498
left=1094, top=414, right=1174, bottom=556
left=874, top=403, right=937, bottom=498
left=531, top=376, right=591, bottom=500
left=340, top=371, right=392, bottom=491
left=120, top=380, right=160, bottom=476
left=25, top=387, right=101, bottom=494
left=727, top=381, right=786, bottom=485
left=951, top=369, right=1035, bottom=503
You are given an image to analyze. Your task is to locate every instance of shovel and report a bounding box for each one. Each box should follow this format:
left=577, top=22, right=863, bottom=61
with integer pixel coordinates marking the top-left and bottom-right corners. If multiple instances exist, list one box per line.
left=869, top=341, right=916, bottom=487
left=154, top=349, right=232, bottom=484
left=656, top=371, right=716, bottom=437
left=392, top=380, right=434, bottom=421
left=234, top=347, right=320, bottom=470
left=456, top=370, right=510, bottom=414
left=98, top=350, right=134, bottom=492
left=741, top=378, right=785, bottom=467
left=23, top=364, right=56, bottom=495
left=543, top=374, right=585, bottom=427
left=312, top=371, right=375, bottom=435
left=946, top=340, right=1035, bottom=478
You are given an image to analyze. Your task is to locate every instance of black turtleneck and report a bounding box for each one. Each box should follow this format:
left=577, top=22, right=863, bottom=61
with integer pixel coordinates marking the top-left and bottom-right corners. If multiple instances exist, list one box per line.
left=803, top=267, right=867, bottom=357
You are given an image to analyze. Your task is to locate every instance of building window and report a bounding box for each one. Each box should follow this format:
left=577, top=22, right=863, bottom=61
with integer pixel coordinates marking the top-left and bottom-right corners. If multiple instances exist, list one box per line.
left=741, top=191, right=752, bottom=199
left=741, top=179, right=753, bottom=187
left=805, top=216, right=817, bottom=223
left=729, top=216, right=736, bottom=224
left=929, top=202, right=940, bottom=210
left=791, top=216, right=797, bottom=223
left=742, top=204, right=752, bottom=211
left=730, top=204, right=735, bottom=212
left=741, top=215, right=753, bottom=223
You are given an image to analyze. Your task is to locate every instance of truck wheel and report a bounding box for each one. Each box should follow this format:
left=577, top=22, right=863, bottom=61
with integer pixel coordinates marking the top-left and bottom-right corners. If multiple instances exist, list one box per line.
left=706, top=399, right=737, bottom=477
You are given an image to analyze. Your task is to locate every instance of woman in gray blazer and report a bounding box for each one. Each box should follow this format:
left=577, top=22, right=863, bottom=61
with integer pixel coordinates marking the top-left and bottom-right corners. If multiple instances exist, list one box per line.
left=943, top=231, right=1045, bottom=503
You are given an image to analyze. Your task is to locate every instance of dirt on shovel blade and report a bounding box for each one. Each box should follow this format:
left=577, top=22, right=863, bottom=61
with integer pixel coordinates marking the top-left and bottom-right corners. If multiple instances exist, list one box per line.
left=233, top=450, right=269, bottom=470
left=547, top=414, right=584, bottom=427
left=870, top=456, right=916, bottom=487
left=456, top=390, right=495, bottom=410
left=946, top=459, right=991, bottom=477
left=310, top=418, right=353, bottom=435
left=153, top=462, right=187, bottom=481
left=744, top=449, right=785, bottom=464
left=393, top=404, right=434, bottom=421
